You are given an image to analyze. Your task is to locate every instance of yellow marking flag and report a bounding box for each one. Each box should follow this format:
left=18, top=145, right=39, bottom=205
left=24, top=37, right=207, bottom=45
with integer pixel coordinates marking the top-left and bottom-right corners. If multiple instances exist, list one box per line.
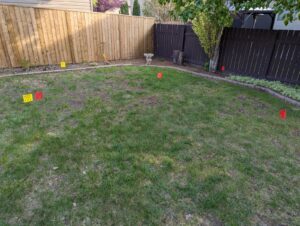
left=60, top=61, right=66, bottom=68
left=23, top=93, right=33, bottom=103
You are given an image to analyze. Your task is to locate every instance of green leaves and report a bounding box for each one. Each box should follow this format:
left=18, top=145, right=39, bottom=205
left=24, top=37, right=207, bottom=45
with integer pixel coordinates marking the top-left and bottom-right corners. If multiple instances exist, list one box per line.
left=160, top=0, right=299, bottom=25
left=133, top=0, right=141, bottom=16
left=192, top=0, right=232, bottom=61
left=233, top=0, right=300, bottom=25
left=120, top=2, right=129, bottom=15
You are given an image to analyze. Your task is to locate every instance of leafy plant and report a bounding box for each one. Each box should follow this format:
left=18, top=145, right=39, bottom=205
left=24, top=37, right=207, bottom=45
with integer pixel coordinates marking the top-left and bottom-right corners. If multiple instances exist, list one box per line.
left=192, top=0, right=232, bottom=71
left=120, top=2, right=129, bottom=14
left=132, top=0, right=141, bottom=16
left=143, top=0, right=179, bottom=21
left=229, top=75, right=300, bottom=101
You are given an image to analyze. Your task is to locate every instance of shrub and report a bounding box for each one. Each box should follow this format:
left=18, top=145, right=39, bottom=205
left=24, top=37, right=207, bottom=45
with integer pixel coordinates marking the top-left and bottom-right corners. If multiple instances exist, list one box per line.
left=132, top=0, right=141, bottom=16
left=120, top=2, right=129, bottom=14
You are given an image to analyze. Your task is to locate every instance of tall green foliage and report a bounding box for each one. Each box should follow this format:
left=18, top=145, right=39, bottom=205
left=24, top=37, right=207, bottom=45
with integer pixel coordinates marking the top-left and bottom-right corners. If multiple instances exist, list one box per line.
left=159, top=0, right=299, bottom=25
left=192, top=14, right=220, bottom=60
left=120, top=2, right=129, bottom=14
left=143, top=0, right=178, bottom=21
left=192, top=0, right=232, bottom=71
left=132, top=0, right=141, bottom=16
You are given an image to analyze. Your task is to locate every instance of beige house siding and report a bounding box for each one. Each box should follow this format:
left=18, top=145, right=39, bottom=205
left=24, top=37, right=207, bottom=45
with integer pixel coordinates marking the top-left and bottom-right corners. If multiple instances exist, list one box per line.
left=0, top=0, right=93, bottom=12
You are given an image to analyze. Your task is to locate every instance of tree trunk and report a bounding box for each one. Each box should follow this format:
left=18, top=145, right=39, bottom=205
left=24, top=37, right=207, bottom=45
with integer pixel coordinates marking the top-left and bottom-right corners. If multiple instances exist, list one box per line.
left=209, top=29, right=224, bottom=72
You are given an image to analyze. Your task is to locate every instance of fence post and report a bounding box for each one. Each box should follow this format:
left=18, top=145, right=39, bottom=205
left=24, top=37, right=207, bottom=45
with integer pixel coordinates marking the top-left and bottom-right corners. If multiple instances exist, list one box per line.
left=180, top=25, right=186, bottom=52
left=264, top=30, right=279, bottom=79
left=65, top=11, right=75, bottom=63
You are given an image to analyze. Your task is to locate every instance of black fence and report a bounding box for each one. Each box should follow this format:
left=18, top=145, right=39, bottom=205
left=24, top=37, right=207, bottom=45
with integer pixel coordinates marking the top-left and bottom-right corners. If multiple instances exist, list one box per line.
left=154, top=24, right=209, bottom=66
left=155, top=24, right=300, bottom=84
left=219, top=28, right=300, bottom=84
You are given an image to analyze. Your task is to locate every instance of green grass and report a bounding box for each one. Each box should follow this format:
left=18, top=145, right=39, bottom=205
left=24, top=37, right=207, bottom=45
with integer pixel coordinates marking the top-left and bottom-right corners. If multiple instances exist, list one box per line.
left=229, top=75, right=300, bottom=101
left=0, top=66, right=299, bottom=225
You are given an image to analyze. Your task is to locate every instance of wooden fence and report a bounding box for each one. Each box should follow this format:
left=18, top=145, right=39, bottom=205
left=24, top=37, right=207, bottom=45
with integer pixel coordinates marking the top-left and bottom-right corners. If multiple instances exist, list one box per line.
left=218, top=28, right=300, bottom=84
left=0, top=4, right=155, bottom=68
left=154, top=24, right=208, bottom=66
left=155, top=24, right=300, bottom=84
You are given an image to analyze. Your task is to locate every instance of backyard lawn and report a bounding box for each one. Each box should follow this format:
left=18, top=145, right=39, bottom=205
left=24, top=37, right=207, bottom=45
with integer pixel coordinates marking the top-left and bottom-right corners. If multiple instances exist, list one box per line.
left=0, top=66, right=299, bottom=225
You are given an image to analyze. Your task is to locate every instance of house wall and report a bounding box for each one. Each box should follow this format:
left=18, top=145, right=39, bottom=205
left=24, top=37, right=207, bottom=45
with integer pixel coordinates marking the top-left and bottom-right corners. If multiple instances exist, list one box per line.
left=0, top=0, right=93, bottom=12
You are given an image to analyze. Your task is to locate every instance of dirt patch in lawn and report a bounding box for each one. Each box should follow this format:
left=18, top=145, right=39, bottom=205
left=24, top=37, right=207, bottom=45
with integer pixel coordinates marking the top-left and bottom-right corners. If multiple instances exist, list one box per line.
left=139, top=96, right=159, bottom=106
left=291, top=128, right=300, bottom=137
left=162, top=212, right=224, bottom=226
left=251, top=214, right=280, bottom=226
left=23, top=173, right=66, bottom=220
left=226, top=95, right=271, bottom=116
left=20, top=79, right=47, bottom=89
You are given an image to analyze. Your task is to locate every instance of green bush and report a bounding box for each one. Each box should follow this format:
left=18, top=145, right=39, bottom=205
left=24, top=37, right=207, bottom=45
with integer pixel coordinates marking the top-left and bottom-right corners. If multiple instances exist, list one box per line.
left=132, top=0, right=141, bottom=16
left=120, top=2, right=129, bottom=15
left=229, top=75, right=300, bottom=101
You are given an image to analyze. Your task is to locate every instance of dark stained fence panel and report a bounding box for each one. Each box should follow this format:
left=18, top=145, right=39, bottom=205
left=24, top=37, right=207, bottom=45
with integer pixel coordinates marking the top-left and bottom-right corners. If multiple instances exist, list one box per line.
left=219, top=29, right=273, bottom=78
left=218, top=28, right=300, bottom=84
left=154, top=23, right=209, bottom=65
left=266, top=30, right=300, bottom=84
left=156, top=25, right=300, bottom=84
left=154, top=24, right=185, bottom=59
left=183, top=25, right=209, bottom=66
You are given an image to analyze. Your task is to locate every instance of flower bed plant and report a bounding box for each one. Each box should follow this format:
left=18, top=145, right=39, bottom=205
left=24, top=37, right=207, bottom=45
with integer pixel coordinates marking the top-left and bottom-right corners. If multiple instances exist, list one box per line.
left=229, top=75, right=300, bottom=101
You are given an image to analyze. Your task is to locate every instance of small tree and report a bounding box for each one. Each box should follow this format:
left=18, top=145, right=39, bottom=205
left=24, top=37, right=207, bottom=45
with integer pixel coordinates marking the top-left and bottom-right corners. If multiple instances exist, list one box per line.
left=132, top=0, right=141, bottom=16
left=120, top=2, right=129, bottom=14
left=192, top=0, right=232, bottom=71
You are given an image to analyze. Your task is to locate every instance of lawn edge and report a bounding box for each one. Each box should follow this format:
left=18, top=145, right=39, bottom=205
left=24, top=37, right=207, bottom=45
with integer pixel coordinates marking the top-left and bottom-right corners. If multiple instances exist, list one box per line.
left=1, top=63, right=299, bottom=108
left=0, top=64, right=133, bottom=78
left=143, top=65, right=300, bottom=108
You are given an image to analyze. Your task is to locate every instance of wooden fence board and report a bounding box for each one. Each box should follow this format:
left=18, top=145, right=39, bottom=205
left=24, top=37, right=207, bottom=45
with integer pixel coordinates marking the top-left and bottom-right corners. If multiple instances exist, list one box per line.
left=218, top=28, right=300, bottom=84
left=154, top=24, right=185, bottom=60
left=0, top=6, right=15, bottom=67
left=0, top=4, right=155, bottom=68
left=183, top=25, right=208, bottom=65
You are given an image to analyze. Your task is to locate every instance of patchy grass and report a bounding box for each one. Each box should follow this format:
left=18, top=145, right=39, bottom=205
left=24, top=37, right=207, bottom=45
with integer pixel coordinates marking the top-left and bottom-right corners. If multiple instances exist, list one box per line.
left=0, top=66, right=299, bottom=225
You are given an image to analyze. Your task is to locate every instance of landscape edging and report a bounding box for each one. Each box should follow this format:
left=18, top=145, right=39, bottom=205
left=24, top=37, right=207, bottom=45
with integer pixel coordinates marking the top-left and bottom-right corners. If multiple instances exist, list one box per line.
left=0, top=63, right=299, bottom=108
left=143, top=65, right=300, bottom=108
